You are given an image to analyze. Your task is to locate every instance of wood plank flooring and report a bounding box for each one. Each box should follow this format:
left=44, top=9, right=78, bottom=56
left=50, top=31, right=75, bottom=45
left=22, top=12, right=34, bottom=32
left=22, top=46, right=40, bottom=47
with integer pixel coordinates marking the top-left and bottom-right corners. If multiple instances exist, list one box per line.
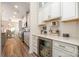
left=2, top=37, right=29, bottom=57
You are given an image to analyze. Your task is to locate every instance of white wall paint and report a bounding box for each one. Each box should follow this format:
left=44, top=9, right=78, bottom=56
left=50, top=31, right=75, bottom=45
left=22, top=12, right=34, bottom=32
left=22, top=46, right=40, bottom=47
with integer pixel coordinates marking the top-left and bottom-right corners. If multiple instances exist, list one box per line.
left=60, top=21, right=78, bottom=38
left=76, top=20, right=79, bottom=39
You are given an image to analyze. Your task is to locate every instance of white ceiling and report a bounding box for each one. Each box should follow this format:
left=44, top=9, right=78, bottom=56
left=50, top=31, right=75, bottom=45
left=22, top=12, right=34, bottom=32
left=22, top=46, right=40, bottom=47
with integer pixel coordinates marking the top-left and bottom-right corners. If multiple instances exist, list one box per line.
left=1, top=2, right=30, bottom=21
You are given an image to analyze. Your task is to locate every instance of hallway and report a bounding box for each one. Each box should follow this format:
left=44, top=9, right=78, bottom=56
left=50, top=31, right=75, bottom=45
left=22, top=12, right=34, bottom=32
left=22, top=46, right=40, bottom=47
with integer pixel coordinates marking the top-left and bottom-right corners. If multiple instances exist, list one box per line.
left=0, top=2, right=36, bottom=57
left=2, top=37, right=29, bottom=57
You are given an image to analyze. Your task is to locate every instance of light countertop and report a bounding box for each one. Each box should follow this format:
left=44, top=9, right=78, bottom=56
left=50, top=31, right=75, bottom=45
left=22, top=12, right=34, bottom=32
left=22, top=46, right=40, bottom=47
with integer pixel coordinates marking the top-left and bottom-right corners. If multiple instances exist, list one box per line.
left=32, top=33, right=79, bottom=46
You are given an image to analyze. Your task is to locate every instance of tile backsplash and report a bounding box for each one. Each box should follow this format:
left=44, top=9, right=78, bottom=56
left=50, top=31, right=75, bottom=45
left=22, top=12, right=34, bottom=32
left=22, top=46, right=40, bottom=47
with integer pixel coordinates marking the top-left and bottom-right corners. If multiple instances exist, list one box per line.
left=60, top=20, right=79, bottom=38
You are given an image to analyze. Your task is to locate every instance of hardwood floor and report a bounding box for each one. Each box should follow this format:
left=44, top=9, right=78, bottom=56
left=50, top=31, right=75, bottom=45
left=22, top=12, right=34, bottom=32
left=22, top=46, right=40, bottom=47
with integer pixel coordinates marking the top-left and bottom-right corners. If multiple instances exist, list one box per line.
left=2, top=37, right=29, bottom=57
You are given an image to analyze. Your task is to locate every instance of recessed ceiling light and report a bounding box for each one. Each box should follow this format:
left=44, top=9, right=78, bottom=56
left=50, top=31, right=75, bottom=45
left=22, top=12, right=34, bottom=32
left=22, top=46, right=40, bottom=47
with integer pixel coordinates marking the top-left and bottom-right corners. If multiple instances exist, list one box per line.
left=14, top=5, right=18, bottom=8
left=13, top=16, right=15, bottom=18
left=14, top=12, right=17, bottom=14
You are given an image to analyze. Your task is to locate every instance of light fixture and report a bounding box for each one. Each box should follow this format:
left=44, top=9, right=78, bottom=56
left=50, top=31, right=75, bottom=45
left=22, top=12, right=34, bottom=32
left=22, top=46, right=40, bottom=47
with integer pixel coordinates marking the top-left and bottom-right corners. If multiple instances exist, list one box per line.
left=14, top=12, right=17, bottom=14
left=14, top=5, right=18, bottom=8
left=13, top=16, right=15, bottom=18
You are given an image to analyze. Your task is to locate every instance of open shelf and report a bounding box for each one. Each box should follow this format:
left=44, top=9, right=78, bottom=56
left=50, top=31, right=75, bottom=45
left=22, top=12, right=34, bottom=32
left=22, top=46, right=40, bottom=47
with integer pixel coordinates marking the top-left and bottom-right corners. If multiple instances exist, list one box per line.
left=38, top=23, right=46, bottom=26
left=43, top=17, right=61, bottom=22
left=61, top=18, right=79, bottom=22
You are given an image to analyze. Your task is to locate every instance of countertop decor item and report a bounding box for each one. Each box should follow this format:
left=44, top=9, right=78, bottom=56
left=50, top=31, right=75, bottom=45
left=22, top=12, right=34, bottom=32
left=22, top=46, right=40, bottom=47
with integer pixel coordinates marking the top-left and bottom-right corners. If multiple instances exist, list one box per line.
left=63, top=33, right=70, bottom=37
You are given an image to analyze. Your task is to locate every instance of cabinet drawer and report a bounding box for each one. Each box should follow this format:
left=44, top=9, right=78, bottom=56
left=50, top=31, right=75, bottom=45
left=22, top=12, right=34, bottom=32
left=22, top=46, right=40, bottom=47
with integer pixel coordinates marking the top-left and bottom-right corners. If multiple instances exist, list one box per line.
left=32, top=40, right=38, bottom=47
left=33, top=47, right=37, bottom=52
left=32, top=43, right=37, bottom=50
left=32, top=45, right=38, bottom=54
left=53, top=40, right=78, bottom=54
left=32, top=36, right=38, bottom=54
left=53, top=48, right=73, bottom=57
left=32, top=40, right=37, bottom=44
left=32, top=36, right=38, bottom=46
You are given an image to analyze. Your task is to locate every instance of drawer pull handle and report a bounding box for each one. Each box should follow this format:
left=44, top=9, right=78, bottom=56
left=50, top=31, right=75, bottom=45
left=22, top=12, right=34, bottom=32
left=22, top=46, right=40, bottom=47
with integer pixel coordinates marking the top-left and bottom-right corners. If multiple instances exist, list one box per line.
left=59, top=56, right=62, bottom=57
left=59, top=45, right=65, bottom=48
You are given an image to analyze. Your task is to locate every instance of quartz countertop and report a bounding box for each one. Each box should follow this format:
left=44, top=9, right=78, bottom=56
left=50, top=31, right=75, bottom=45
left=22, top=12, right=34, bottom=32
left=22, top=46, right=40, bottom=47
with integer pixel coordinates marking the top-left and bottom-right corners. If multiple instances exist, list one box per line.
left=32, top=33, right=79, bottom=46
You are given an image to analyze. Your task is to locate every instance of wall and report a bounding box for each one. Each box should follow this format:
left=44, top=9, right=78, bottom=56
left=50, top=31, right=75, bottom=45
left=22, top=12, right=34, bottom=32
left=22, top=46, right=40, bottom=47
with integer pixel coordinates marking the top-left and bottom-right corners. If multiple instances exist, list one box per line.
left=60, top=20, right=79, bottom=38
left=77, top=20, right=79, bottom=38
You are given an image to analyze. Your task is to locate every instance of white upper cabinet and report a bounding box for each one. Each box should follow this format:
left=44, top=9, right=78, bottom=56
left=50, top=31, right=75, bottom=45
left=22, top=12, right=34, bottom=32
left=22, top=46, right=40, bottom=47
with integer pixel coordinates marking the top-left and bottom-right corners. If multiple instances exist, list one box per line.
left=61, top=2, right=78, bottom=21
left=50, top=2, right=61, bottom=19
left=38, top=9, right=44, bottom=24
left=43, top=3, right=50, bottom=21
left=38, top=2, right=79, bottom=24
left=38, top=3, right=50, bottom=24
left=38, top=2, right=61, bottom=24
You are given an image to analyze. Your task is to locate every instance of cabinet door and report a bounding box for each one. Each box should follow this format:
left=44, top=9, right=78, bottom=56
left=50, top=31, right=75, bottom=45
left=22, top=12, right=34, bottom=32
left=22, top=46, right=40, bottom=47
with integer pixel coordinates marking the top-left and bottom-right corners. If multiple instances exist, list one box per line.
left=38, top=3, right=50, bottom=24
left=38, top=10, right=44, bottom=24
left=24, top=32, right=30, bottom=46
left=53, top=48, right=73, bottom=57
left=61, top=2, right=78, bottom=21
left=53, top=40, right=78, bottom=55
left=43, top=3, right=50, bottom=21
left=32, top=36, right=38, bottom=54
left=50, top=2, right=61, bottom=18
left=53, top=40, right=78, bottom=57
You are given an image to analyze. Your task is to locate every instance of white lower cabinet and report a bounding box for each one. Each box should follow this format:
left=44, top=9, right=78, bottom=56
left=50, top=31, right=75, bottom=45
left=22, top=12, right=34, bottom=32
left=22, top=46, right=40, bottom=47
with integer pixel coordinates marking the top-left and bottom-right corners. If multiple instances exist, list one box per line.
left=24, top=31, right=30, bottom=46
left=32, top=35, right=38, bottom=54
left=31, top=36, right=79, bottom=57
left=53, top=40, right=79, bottom=57
left=53, top=48, right=73, bottom=57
